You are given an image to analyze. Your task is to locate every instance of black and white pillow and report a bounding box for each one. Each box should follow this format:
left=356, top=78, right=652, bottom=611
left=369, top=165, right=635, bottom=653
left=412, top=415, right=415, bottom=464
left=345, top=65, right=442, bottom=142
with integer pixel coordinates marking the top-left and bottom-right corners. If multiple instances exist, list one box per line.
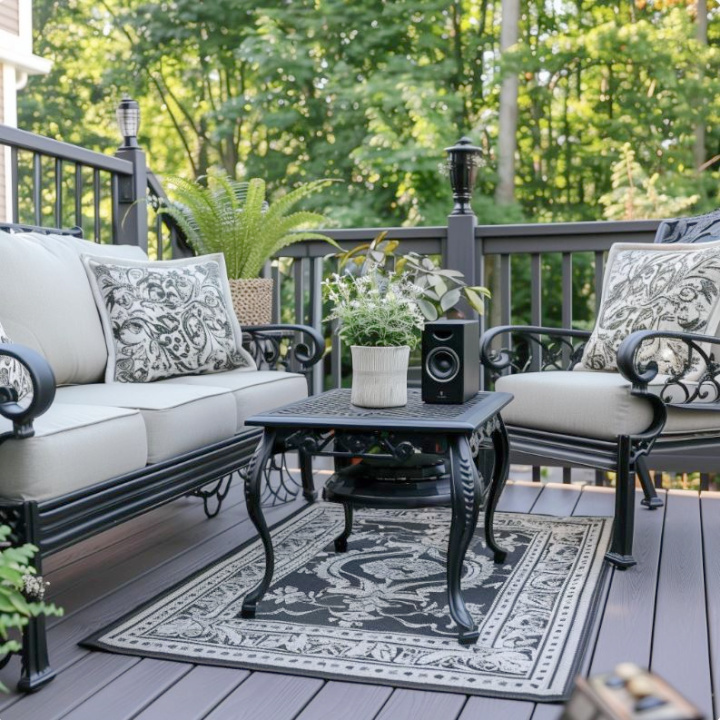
left=0, top=321, right=33, bottom=402
left=581, top=241, right=720, bottom=376
left=81, top=254, right=256, bottom=383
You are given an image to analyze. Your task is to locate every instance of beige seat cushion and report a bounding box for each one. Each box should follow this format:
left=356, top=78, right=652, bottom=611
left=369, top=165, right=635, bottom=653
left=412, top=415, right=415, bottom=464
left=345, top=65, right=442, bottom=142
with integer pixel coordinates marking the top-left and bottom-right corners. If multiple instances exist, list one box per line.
left=55, top=383, right=237, bottom=463
left=160, top=369, right=308, bottom=431
left=496, top=371, right=720, bottom=440
left=0, top=231, right=147, bottom=385
left=0, top=404, right=148, bottom=501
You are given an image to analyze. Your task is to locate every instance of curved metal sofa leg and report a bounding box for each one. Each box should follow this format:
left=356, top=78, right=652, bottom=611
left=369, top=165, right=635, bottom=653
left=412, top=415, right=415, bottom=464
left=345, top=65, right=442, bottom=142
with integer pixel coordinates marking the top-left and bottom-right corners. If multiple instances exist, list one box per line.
left=636, top=456, right=664, bottom=510
left=17, top=503, right=55, bottom=692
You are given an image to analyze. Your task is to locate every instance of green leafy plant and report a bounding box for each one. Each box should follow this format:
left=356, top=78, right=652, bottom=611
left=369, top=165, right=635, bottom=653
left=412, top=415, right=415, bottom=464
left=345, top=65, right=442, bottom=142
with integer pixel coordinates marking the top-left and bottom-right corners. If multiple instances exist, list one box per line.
left=159, top=172, right=338, bottom=278
left=0, top=525, right=62, bottom=689
left=336, top=232, right=490, bottom=321
left=324, top=272, right=425, bottom=349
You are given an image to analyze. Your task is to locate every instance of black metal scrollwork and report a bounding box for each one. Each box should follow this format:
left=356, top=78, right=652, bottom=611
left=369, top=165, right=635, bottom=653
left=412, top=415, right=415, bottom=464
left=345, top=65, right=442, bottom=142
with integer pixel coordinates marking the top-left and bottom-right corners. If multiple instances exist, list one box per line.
left=242, top=324, right=324, bottom=379
left=0, top=344, right=56, bottom=444
left=480, top=325, right=591, bottom=380
left=618, top=329, right=720, bottom=408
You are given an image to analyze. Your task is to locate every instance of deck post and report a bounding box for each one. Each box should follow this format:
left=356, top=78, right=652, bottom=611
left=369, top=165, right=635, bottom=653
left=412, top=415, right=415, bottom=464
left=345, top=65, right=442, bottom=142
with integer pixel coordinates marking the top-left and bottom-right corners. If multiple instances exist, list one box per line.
left=444, top=137, right=482, bottom=319
left=114, top=97, right=148, bottom=251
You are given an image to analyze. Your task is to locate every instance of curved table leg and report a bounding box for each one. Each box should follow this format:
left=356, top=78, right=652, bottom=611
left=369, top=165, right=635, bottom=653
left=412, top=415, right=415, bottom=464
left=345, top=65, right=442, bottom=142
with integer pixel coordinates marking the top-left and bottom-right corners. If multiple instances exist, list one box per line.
left=447, top=434, right=481, bottom=645
left=485, top=416, right=510, bottom=564
left=240, top=430, right=278, bottom=619
left=334, top=504, right=353, bottom=552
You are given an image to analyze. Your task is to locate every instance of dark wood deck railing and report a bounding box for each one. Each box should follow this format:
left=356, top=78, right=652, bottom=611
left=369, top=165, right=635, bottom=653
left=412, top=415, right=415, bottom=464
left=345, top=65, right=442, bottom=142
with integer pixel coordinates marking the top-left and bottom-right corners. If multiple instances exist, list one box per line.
left=5, top=118, right=699, bottom=484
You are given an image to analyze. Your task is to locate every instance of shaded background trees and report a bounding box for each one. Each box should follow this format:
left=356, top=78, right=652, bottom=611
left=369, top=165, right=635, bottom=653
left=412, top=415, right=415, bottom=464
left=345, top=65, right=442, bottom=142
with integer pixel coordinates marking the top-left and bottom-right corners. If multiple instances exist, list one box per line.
left=19, top=0, right=720, bottom=228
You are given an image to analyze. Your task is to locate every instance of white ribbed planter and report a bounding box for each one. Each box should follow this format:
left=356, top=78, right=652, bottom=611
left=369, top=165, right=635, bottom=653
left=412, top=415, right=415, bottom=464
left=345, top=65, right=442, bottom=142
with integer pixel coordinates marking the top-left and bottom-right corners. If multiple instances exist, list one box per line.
left=350, top=345, right=410, bottom=408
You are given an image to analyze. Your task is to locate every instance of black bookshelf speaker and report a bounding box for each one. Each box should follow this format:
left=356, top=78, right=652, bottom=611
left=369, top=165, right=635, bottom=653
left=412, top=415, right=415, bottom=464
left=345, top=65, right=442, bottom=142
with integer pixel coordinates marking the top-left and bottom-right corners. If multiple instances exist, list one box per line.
left=422, top=319, right=480, bottom=404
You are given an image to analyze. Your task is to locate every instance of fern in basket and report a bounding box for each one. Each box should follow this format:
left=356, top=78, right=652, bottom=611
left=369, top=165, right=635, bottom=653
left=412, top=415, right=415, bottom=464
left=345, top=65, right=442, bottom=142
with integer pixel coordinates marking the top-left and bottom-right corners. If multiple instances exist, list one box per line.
left=159, top=172, right=338, bottom=278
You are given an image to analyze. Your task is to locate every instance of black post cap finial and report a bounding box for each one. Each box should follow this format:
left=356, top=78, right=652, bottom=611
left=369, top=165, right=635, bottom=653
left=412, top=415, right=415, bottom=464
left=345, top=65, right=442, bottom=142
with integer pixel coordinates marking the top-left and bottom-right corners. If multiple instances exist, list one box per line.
left=116, top=96, right=141, bottom=149
left=445, top=136, right=482, bottom=216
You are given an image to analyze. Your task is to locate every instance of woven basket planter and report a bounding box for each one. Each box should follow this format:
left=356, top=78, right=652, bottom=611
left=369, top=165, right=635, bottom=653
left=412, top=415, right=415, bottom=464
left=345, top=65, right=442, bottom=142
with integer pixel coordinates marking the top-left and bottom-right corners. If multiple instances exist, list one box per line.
left=350, top=345, right=410, bottom=408
left=228, top=278, right=273, bottom=326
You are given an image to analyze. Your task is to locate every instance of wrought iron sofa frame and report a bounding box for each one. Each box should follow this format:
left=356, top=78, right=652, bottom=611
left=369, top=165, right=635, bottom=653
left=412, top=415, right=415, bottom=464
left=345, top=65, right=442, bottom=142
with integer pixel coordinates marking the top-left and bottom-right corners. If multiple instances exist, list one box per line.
left=480, top=208, right=720, bottom=571
left=0, top=225, right=325, bottom=692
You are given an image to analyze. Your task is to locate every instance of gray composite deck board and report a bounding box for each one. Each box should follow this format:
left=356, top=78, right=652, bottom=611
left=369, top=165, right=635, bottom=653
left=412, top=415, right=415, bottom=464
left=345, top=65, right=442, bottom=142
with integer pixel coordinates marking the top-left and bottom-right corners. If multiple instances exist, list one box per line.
left=374, top=688, right=467, bottom=720
left=495, top=480, right=544, bottom=513
left=1, top=653, right=139, bottom=720
left=571, top=485, right=615, bottom=517
left=59, top=659, right=191, bottom=720
left=528, top=482, right=583, bottom=516
left=650, top=491, right=713, bottom=719
left=133, top=667, right=249, bottom=720
left=203, top=671, right=323, bottom=720
left=588, top=490, right=665, bottom=674
left=293, top=681, right=393, bottom=720
left=459, top=696, right=535, bottom=720
left=700, top=492, right=720, bottom=720
left=0, top=480, right=713, bottom=720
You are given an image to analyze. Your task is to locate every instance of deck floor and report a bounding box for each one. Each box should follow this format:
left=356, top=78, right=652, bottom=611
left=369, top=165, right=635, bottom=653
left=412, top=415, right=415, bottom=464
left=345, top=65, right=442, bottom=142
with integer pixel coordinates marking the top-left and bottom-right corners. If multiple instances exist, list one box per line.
left=0, top=474, right=715, bottom=720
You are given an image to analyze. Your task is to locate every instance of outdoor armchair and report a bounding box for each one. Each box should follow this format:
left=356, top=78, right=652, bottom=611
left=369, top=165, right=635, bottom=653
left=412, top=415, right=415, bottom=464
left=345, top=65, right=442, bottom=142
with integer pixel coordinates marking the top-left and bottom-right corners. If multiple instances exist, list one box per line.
left=480, top=208, right=720, bottom=569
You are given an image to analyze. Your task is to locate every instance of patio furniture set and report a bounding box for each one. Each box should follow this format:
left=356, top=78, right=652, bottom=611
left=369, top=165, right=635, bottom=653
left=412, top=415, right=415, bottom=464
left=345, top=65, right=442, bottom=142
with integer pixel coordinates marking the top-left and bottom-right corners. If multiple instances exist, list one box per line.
left=2, top=117, right=720, bottom=697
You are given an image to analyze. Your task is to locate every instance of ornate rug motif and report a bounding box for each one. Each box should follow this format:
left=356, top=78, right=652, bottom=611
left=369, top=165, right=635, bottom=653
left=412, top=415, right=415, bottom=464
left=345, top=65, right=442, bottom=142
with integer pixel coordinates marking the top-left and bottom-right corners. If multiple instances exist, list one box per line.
left=83, top=504, right=611, bottom=701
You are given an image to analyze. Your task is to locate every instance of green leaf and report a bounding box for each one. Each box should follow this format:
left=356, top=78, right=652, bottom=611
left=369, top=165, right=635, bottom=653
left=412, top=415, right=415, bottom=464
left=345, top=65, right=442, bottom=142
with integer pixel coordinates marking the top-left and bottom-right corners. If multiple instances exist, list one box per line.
left=440, top=288, right=462, bottom=313
left=416, top=299, right=438, bottom=321
left=464, top=288, right=487, bottom=314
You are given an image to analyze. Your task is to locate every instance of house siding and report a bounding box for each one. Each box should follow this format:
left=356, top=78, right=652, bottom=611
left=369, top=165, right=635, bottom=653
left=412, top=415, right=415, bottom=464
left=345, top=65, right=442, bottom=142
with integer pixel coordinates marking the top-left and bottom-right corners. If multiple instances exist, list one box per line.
left=0, top=68, right=5, bottom=222
left=0, top=0, right=19, bottom=36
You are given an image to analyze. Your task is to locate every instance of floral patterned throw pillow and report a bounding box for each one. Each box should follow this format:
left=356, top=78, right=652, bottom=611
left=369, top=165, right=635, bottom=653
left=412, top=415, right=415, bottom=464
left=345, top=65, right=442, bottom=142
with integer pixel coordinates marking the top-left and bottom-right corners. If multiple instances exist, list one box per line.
left=0, top=321, right=33, bottom=402
left=581, top=241, right=720, bottom=376
left=82, top=253, right=256, bottom=383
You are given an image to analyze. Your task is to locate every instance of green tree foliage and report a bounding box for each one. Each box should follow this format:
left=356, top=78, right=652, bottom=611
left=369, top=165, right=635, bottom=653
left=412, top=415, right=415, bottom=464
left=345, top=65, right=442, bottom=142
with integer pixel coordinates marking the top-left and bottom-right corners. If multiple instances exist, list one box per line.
left=19, top=1, right=720, bottom=228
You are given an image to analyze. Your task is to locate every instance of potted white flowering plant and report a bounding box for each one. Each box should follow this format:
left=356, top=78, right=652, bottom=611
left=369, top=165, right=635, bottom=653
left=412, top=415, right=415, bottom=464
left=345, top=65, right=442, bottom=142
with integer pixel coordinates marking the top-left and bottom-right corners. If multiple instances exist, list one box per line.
left=324, top=271, right=425, bottom=408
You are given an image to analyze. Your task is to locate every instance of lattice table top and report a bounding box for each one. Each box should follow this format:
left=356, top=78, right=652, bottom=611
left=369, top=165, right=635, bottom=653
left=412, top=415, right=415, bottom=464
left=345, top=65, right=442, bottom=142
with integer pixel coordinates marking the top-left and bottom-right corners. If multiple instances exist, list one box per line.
left=246, top=388, right=513, bottom=433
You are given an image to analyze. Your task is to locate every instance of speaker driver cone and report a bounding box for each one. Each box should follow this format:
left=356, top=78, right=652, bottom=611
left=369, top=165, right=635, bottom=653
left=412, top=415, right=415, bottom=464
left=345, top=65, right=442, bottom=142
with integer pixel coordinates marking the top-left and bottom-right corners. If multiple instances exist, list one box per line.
left=425, top=347, right=460, bottom=383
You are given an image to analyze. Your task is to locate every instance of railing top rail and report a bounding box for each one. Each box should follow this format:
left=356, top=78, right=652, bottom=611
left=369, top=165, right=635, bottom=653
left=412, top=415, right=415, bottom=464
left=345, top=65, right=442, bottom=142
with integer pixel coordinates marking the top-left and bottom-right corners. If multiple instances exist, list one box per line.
left=321, top=226, right=447, bottom=241
left=0, top=124, right=133, bottom=175
left=475, top=219, right=660, bottom=238
left=476, top=218, right=659, bottom=253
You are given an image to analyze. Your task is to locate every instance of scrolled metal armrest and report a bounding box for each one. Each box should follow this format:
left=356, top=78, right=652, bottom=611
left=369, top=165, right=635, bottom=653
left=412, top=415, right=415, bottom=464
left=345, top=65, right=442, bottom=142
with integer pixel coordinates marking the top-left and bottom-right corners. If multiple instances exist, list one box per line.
left=481, top=325, right=592, bottom=375
left=617, top=329, right=720, bottom=405
left=0, top=344, right=56, bottom=439
left=242, top=324, right=325, bottom=372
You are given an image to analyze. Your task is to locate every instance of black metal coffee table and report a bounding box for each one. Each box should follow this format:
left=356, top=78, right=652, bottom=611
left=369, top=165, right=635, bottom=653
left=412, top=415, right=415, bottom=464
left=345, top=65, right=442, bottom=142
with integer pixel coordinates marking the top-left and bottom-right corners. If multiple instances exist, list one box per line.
left=240, top=388, right=513, bottom=645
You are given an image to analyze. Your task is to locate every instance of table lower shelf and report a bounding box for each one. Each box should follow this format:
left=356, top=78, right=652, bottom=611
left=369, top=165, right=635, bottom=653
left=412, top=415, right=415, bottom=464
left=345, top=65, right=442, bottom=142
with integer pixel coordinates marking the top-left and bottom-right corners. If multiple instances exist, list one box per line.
left=323, top=467, right=453, bottom=509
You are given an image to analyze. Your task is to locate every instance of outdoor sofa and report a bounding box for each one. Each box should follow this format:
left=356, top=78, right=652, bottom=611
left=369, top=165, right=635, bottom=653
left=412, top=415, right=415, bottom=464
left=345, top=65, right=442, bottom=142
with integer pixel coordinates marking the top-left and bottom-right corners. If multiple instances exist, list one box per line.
left=0, top=223, right=324, bottom=692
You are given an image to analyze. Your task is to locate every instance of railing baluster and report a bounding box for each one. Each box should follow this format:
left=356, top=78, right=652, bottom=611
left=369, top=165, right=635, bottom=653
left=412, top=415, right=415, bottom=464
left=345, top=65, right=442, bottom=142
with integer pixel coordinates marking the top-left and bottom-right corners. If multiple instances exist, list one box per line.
left=594, top=250, right=605, bottom=315
left=271, top=263, right=281, bottom=325
left=74, top=164, right=83, bottom=230
left=530, top=253, right=542, bottom=372
left=111, top=174, right=120, bottom=245
left=32, top=153, right=42, bottom=226
left=294, top=258, right=305, bottom=326
left=54, top=158, right=63, bottom=228
left=331, top=258, right=343, bottom=389
left=309, top=256, right=324, bottom=394
left=10, top=147, right=18, bottom=223
left=561, top=252, right=572, bottom=328
left=93, top=169, right=101, bottom=242
left=499, top=254, right=511, bottom=326
left=155, top=213, right=163, bottom=260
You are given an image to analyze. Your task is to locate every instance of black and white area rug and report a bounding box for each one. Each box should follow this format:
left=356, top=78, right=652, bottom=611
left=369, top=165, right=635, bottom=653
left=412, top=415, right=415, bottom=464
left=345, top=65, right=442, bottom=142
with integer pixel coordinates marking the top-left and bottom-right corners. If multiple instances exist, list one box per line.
left=83, top=504, right=612, bottom=701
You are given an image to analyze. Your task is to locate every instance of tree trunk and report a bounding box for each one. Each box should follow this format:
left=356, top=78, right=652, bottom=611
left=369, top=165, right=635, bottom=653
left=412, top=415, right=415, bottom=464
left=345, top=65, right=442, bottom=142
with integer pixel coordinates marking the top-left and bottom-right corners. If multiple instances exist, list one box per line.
left=694, top=0, right=708, bottom=172
left=496, top=0, right=520, bottom=206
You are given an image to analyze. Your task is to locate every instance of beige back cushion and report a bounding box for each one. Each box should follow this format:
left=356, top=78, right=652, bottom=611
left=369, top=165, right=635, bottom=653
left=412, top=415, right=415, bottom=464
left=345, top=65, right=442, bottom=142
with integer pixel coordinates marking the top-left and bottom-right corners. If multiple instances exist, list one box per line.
left=0, top=231, right=147, bottom=385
